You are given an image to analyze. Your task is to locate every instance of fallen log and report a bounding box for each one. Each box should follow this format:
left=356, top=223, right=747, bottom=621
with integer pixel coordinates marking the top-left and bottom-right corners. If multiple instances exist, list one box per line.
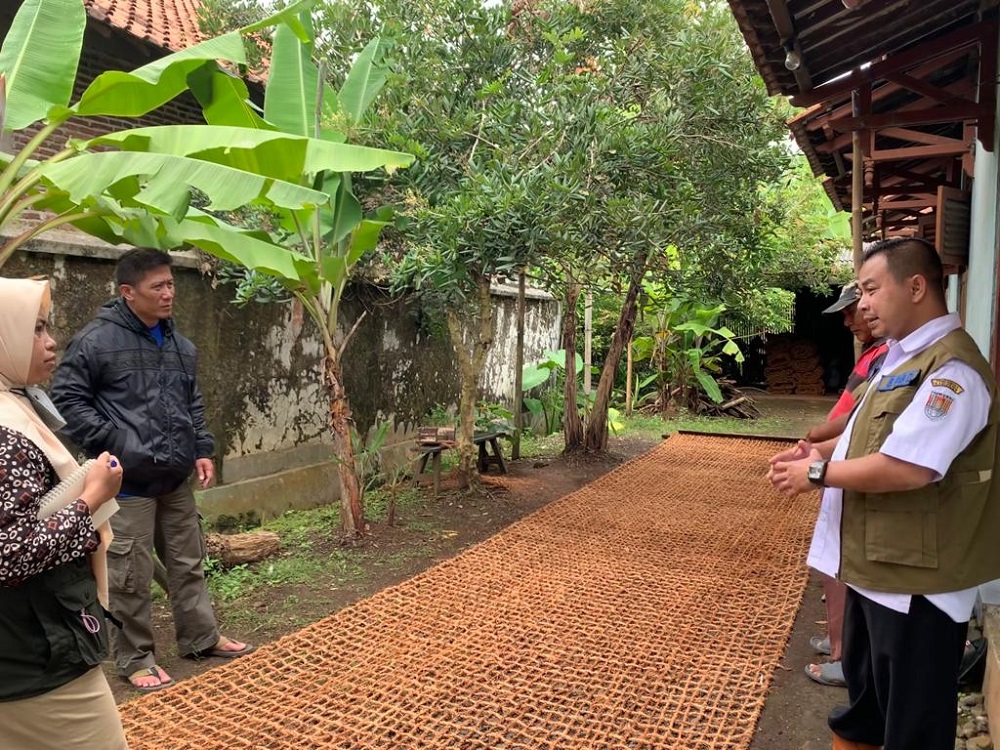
left=204, top=530, right=281, bottom=566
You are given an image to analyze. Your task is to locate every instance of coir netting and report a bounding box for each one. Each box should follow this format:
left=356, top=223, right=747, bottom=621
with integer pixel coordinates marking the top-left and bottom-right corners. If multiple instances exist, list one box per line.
left=120, top=433, right=818, bottom=750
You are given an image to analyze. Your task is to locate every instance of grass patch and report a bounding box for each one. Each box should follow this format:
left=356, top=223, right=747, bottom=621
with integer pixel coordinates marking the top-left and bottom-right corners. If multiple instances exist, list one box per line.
left=364, top=486, right=425, bottom=523
left=660, top=412, right=794, bottom=437
left=205, top=549, right=364, bottom=604
left=204, top=503, right=370, bottom=604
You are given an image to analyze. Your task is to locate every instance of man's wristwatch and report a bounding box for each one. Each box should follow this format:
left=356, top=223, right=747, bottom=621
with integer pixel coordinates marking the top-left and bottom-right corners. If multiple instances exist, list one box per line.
left=807, top=460, right=829, bottom=487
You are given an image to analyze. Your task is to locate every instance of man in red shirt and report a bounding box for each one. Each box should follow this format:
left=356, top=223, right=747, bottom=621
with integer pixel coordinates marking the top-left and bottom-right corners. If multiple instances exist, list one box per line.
left=804, top=281, right=888, bottom=687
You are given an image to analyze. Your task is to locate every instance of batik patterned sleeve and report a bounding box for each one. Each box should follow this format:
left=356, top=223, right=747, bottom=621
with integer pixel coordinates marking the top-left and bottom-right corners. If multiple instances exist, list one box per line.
left=0, top=426, right=99, bottom=585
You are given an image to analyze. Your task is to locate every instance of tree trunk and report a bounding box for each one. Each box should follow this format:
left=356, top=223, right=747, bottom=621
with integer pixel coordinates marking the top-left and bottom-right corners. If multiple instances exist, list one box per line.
left=625, top=337, right=633, bottom=417
left=204, top=531, right=281, bottom=566
left=325, top=352, right=364, bottom=536
left=584, top=251, right=648, bottom=452
left=562, top=282, right=584, bottom=452
left=447, top=276, right=494, bottom=488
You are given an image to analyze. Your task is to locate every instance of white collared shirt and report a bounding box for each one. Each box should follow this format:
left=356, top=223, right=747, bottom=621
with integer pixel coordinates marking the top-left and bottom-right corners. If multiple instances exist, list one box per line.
left=806, top=313, right=991, bottom=622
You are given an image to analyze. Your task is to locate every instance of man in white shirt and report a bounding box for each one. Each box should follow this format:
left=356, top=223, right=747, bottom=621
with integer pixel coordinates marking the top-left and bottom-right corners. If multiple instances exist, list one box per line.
left=768, top=237, right=1000, bottom=750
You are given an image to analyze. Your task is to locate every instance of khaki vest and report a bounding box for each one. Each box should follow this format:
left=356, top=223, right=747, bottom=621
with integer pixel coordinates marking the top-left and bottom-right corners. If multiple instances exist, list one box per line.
left=840, top=327, right=1000, bottom=594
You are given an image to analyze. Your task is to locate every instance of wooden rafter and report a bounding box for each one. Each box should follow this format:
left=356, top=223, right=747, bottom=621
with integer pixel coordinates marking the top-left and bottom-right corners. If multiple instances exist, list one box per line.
left=763, top=0, right=812, bottom=91
left=789, top=22, right=988, bottom=108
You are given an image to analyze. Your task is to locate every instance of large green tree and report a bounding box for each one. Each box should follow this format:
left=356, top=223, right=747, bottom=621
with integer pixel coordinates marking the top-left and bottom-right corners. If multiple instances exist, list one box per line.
left=199, top=0, right=840, bottom=464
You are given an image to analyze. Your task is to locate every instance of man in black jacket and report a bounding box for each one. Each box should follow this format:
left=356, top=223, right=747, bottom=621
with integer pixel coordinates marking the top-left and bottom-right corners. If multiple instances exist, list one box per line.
left=52, top=248, right=251, bottom=692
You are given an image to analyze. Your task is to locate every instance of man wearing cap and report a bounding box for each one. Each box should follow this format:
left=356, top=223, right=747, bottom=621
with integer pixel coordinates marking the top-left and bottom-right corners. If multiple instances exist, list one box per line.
left=801, top=281, right=888, bottom=689
left=806, top=281, right=889, bottom=444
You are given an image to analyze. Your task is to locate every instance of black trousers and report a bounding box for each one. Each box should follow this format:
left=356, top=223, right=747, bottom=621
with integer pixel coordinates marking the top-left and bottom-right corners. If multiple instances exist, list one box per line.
left=829, top=588, right=968, bottom=750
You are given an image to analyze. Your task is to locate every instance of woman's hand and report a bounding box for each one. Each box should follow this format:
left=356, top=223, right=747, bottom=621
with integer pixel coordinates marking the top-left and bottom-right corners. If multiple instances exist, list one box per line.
left=80, top=452, right=123, bottom=513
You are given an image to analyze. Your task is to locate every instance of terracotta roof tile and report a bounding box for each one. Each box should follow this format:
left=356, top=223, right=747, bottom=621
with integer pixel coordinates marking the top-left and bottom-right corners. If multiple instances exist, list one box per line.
left=85, top=0, right=205, bottom=53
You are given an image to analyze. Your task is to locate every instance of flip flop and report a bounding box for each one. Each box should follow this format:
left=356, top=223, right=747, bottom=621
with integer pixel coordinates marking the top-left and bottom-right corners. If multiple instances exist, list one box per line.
left=805, top=661, right=846, bottom=687
left=127, top=665, right=173, bottom=693
left=809, top=635, right=832, bottom=655
left=187, top=640, right=253, bottom=660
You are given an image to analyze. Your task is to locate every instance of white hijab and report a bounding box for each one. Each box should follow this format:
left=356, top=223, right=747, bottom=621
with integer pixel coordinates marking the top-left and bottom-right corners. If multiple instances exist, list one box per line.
left=0, top=278, right=79, bottom=478
left=0, top=277, right=112, bottom=607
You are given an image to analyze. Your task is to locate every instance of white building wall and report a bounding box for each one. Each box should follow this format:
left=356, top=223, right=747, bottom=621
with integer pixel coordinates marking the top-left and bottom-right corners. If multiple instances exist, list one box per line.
left=969, top=25, right=1000, bottom=606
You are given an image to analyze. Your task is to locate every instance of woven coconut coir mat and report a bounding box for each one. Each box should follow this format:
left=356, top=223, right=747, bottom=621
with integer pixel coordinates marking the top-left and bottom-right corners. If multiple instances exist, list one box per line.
left=120, top=433, right=818, bottom=750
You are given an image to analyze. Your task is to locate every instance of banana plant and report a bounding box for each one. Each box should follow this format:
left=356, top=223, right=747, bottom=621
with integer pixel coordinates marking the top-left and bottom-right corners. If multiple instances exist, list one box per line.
left=244, top=23, right=409, bottom=537
left=0, top=0, right=415, bottom=536
left=0, top=0, right=314, bottom=266
left=632, top=284, right=744, bottom=413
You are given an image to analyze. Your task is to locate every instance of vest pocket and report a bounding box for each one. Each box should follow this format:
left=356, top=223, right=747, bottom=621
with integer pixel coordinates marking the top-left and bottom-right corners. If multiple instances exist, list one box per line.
left=864, top=500, right=939, bottom=568
left=51, top=578, right=107, bottom=667
left=863, top=386, right=917, bottom=454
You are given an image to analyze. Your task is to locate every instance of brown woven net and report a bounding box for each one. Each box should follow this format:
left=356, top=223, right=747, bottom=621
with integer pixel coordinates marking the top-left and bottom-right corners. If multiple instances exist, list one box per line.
left=120, top=434, right=818, bottom=749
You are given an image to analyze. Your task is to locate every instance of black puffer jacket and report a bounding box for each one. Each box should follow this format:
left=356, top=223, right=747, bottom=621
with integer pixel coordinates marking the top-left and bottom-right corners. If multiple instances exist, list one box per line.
left=51, top=298, right=215, bottom=497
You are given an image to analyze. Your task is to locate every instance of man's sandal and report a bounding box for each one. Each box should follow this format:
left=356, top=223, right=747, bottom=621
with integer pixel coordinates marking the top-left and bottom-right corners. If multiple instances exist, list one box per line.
left=185, top=638, right=253, bottom=660
left=809, top=635, right=832, bottom=656
left=127, top=665, right=173, bottom=693
left=805, top=661, right=846, bottom=687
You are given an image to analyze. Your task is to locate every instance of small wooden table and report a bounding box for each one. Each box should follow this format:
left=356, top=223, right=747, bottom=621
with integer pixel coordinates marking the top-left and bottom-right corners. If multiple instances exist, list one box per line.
left=412, top=444, right=448, bottom=497
left=410, top=433, right=508, bottom=497
left=473, top=432, right=507, bottom=475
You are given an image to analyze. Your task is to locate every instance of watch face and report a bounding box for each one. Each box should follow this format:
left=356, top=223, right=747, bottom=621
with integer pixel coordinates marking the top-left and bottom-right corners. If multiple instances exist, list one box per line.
left=808, top=462, right=823, bottom=482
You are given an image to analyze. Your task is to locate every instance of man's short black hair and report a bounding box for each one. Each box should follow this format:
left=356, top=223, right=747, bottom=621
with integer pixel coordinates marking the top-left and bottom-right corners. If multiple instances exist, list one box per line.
left=116, top=248, right=173, bottom=288
left=862, top=236, right=944, bottom=298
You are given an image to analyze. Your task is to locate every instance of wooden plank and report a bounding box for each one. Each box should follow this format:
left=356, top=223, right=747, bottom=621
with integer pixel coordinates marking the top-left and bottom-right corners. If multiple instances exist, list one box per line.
left=790, top=22, right=987, bottom=108
left=829, top=103, right=981, bottom=131
left=877, top=128, right=968, bottom=147
left=868, top=143, right=972, bottom=162
left=883, top=71, right=961, bottom=105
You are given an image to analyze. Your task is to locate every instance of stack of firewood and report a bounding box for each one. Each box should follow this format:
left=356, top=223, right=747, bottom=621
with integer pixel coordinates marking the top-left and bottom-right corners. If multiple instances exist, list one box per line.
left=694, top=379, right=761, bottom=419
left=764, top=336, right=825, bottom=395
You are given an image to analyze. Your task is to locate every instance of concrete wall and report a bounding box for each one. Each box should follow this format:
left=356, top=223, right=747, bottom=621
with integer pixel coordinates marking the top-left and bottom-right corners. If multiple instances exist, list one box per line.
left=965, top=24, right=1000, bottom=363
left=7, top=231, right=560, bottom=523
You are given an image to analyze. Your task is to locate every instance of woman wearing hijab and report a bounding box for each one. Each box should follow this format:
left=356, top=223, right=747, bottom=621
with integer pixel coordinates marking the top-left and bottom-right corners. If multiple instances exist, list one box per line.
left=0, top=278, right=129, bottom=750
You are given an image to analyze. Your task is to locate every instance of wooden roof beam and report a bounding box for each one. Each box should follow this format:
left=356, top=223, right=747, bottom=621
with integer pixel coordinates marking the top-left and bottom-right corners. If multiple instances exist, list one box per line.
left=829, top=102, right=981, bottom=132
left=789, top=21, right=989, bottom=108
left=763, top=0, right=813, bottom=92
left=804, top=77, right=974, bottom=134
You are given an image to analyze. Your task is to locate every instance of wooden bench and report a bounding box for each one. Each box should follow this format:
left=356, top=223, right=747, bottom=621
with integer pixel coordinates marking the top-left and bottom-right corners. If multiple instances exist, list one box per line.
left=473, top=432, right=507, bottom=475
left=411, top=432, right=508, bottom=497
left=412, top=443, right=448, bottom=497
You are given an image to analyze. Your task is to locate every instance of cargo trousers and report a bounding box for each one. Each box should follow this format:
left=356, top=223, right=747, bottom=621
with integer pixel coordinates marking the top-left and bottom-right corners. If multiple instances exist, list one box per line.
left=106, top=483, right=220, bottom=676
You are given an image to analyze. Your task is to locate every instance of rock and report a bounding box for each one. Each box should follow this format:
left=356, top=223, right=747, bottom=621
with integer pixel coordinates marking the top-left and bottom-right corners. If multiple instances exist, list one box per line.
left=204, top=530, right=281, bottom=566
left=960, top=721, right=978, bottom=739
left=962, top=693, right=983, bottom=707
left=966, top=735, right=992, bottom=750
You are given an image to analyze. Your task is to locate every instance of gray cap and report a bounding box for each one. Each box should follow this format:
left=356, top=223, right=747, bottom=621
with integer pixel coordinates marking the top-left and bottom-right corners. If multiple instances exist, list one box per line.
left=822, top=281, right=860, bottom=314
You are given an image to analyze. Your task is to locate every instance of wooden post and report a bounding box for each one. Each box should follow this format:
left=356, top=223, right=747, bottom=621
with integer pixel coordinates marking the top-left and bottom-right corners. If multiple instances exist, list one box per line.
left=512, top=267, right=526, bottom=460
left=851, top=89, right=869, bottom=369
left=625, top=337, right=634, bottom=416
left=851, top=89, right=865, bottom=274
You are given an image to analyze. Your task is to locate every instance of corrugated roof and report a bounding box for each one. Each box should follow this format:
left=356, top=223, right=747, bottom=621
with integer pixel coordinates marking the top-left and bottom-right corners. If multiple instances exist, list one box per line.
left=84, top=0, right=205, bottom=53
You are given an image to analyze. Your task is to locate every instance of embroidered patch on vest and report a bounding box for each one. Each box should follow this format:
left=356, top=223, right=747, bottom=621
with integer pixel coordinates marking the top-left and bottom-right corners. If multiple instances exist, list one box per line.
left=931, top=378, right=965, bottom=395
left=925, top=390, right=955, bottom=420
left=877, top=369, right=920, bottom=391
